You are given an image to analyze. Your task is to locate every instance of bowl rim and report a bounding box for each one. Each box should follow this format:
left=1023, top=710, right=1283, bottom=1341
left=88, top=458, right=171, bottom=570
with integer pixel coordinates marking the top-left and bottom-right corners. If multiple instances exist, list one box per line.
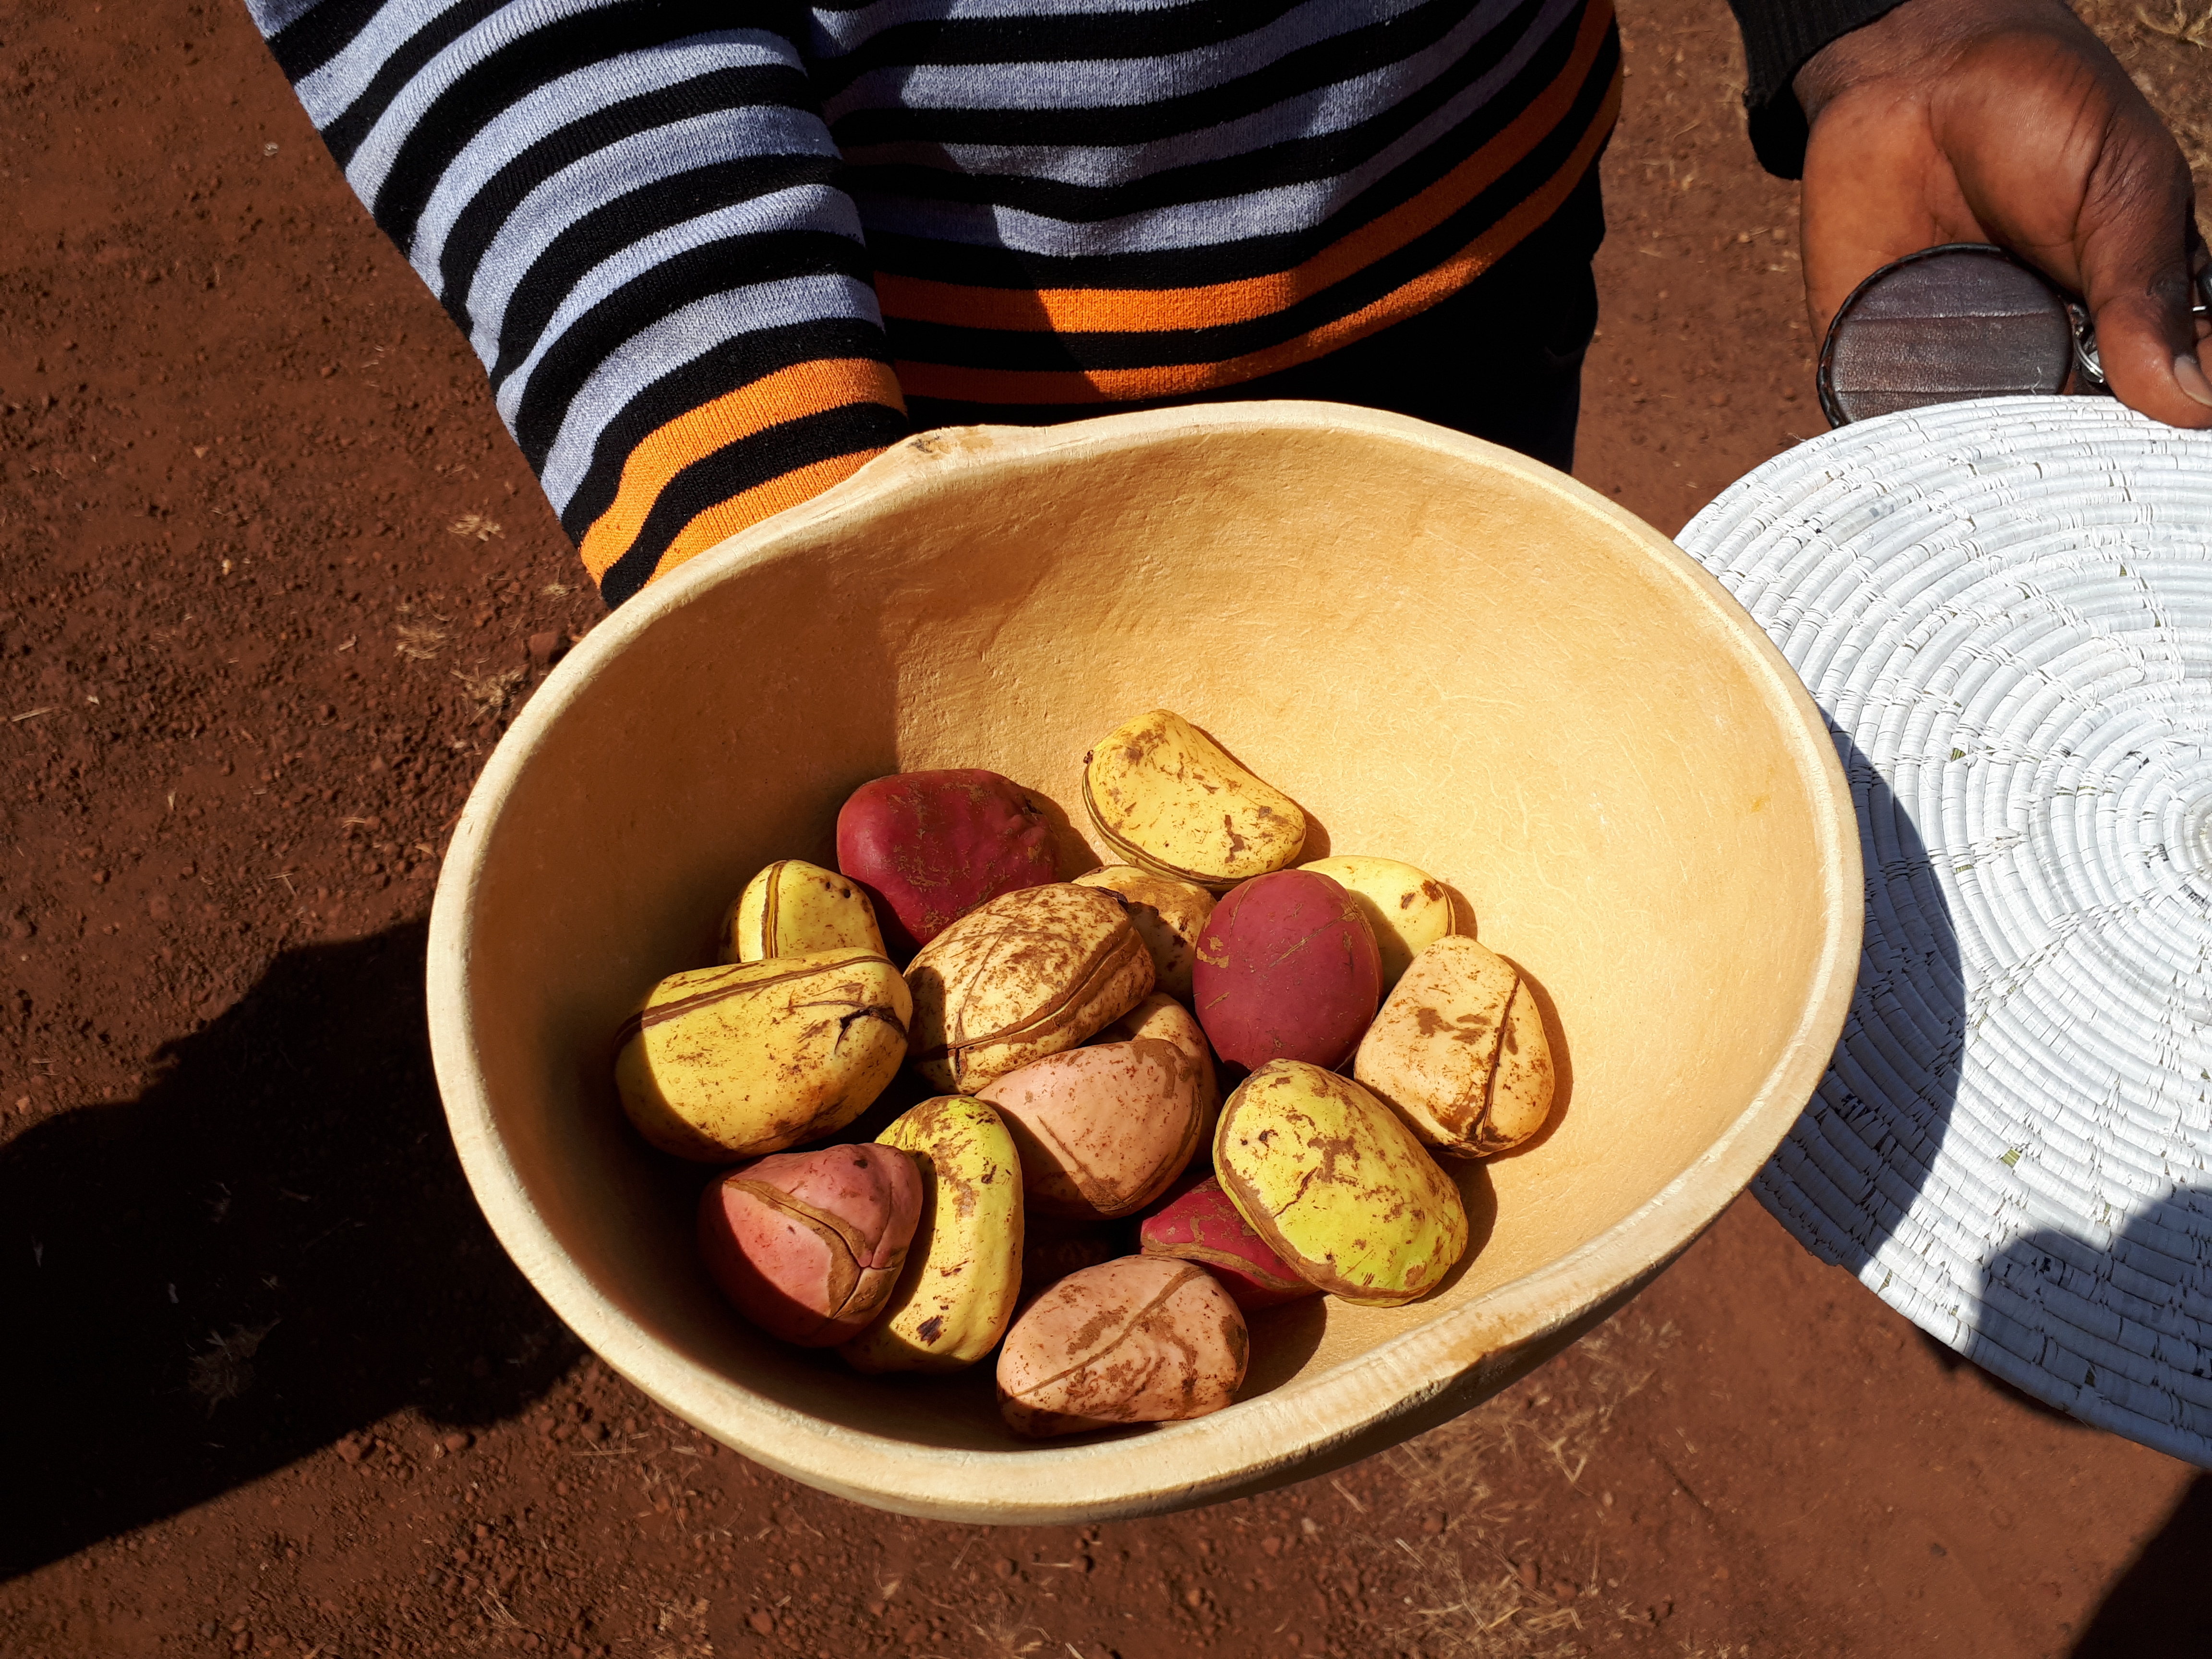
left=426, top=400, right=1863, bottom=1523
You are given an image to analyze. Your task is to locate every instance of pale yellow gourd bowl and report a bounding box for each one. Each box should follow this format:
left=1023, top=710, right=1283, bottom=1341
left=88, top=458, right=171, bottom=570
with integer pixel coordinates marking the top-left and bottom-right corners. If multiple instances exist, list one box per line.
left=427, top=403, right=1860, bottom=1523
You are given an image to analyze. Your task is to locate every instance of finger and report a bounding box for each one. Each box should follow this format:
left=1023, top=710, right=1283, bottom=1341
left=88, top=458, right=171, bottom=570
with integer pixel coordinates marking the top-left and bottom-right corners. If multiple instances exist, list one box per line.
left=2070, top=126, right=2212, bottom=425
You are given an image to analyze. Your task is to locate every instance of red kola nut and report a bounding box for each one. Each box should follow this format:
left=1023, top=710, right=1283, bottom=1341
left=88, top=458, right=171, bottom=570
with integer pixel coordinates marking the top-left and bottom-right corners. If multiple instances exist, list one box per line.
left=697, top=1145, right=923, bottom=1346
left=834, top=769, right=1058, bottom=954
left=1192, top=869, right=1381, bottom=1070
left=1140, top=1175, right=1318, bottom=1311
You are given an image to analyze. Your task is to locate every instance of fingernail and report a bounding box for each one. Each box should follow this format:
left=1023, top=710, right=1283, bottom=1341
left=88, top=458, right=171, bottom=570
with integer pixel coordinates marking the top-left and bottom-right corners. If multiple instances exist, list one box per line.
left=2179, top=351, right=2212, bottom=409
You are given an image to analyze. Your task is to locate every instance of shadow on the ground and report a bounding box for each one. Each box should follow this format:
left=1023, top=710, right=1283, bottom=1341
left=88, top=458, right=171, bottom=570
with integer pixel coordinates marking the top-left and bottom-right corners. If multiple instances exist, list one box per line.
left=0, top=921, right=579, bottom=1579
left=1907, top=1329, right=2084, bottom=1426
left=2069, top=1473, right=2212, bottom=1655
left=1962, top=1184, right=2212, bottom=1652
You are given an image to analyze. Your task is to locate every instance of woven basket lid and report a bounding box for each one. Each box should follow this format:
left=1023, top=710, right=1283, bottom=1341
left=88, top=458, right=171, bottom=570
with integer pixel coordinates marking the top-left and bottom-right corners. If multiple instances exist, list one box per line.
left=1677, top=396, right=2212, bottom=1465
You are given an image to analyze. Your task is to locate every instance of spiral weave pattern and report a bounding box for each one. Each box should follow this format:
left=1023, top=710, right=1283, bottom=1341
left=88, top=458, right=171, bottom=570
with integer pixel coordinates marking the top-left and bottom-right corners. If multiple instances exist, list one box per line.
left=1679, top=397, right=2212, bottom=1465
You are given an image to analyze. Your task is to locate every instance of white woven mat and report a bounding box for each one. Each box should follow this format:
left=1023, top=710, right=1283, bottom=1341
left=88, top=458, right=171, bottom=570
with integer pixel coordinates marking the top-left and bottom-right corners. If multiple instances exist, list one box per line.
left=1676, top=396, right=2212, bottom=1466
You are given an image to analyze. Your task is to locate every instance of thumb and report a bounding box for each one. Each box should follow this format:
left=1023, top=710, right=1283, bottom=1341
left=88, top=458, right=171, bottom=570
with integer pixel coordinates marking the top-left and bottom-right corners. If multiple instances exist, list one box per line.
left=2073, top=133, right=2212, bottom=426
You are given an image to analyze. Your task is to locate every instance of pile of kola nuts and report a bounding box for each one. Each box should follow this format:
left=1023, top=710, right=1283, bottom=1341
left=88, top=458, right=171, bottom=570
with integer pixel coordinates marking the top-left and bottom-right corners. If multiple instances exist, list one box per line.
left=613, top=710, right=1556, bottom=1439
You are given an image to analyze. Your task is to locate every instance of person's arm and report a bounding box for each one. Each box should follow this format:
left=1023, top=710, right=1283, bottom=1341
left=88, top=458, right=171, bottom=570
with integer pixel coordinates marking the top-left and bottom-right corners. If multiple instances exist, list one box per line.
left=245, top=0, right=913, bottom=605
left=1728, top=0, right=2211, bottom=427
left=1725, top=0, right=1905, bottom=178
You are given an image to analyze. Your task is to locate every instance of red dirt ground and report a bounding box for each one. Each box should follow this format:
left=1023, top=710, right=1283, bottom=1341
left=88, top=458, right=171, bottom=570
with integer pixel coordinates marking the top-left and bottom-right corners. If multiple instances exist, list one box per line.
left=4, top=2, right=2210, bottom=1656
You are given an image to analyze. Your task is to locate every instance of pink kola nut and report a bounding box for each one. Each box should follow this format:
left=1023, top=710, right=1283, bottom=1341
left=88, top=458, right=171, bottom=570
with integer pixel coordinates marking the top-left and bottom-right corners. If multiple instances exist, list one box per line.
left=1097, top=992, right=1220, bottom=1141
left=697, top=1144, right=923, bottom=1346
left=996, top=1257, right=1249, bottom=1438
left=834, top=769, right=1058, bottom=954
left=1191, top=869, right=1381, bottom=1070
left=1140, top=1176, right=1318, bottom=1311
left=977, top=1038, right=1204, bottom=1220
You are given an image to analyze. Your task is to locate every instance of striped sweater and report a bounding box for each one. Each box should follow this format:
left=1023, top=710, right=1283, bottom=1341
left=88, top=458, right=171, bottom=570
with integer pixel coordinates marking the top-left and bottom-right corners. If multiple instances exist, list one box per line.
left=250, top=0, right=1627, bottom=604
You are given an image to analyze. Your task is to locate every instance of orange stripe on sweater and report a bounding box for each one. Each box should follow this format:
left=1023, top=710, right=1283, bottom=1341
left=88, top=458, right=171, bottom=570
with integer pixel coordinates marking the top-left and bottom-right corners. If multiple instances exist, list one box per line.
left=578, top=358, right=905, bottom=580
left=876, top=0, right=1615, bottom=340
left=637, top=448, right=890, bottom=590
left=891, top=64, right=1620, bottom=406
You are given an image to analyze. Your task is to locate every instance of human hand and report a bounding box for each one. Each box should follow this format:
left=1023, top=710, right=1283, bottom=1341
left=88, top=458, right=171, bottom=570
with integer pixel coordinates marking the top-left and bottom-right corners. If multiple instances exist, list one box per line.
left=1795, top=0, right=2212, bottom=425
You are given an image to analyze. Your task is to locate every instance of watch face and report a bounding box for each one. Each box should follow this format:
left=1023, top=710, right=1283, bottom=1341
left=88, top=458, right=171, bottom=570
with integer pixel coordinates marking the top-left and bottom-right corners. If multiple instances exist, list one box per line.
left=1817, top=243, right=2077, bottom=428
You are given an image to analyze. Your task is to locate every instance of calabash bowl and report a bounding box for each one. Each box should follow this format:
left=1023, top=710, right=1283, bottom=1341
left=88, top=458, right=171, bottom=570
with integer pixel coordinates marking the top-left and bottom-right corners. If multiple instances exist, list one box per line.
left=426, top=403, right=1861, bottom=1523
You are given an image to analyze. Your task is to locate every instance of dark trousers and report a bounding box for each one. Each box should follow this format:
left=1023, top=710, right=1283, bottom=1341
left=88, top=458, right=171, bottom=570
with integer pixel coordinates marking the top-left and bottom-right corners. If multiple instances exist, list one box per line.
left=906, top=167, right=1605, bottom=475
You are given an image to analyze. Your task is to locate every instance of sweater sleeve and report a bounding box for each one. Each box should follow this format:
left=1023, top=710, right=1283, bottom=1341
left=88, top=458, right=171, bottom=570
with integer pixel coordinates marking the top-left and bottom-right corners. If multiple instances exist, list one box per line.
left=244, top=0, right=911, bottom=605
left=1724, top=0, right=1907, bottom=178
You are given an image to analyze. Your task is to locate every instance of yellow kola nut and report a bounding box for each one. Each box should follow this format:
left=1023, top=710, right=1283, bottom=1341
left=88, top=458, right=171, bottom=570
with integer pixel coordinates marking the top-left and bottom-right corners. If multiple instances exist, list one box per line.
left=842, top=1095, right=1025, bottom=1373
left=613, top=949, right=912, bottom=1161
left=721, top=858, right=886, bottom=964
left=1297, top=855, right=1455, bottom=989
left=1214, top=1059, right=1468, bottom=1307
left=1354, top=934, right=1555, bottom=1156
left=1082, top=709, right=1306, bottom=890
left=904, top=883, right=1155, bottom=1092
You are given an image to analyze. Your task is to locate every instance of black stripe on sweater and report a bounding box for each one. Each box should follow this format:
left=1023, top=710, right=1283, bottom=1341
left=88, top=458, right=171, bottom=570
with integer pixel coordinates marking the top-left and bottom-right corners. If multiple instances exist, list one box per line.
left=432, top=62, right=814, bottom=327
left=318, top=0, right=507, bottom=169
left=508, top=228, right=876, bottom=466
left=596, top=402, right=910, bottom=604
left=861, top=0, right=1585, bottom=292
left=826, top=0, right=1525, bottom=149
left=559, top=316, right=893, bottom=542
left=839, top=0, right=1551, bottom=224
left=881, top=32, right=1614, bottom=371
left=266, top=0, right=387, bottom=84
left=370, top=3, right=731, bottom=253
left=490, top=153, right=842, bottom=389
left=807, top=0, right=1310, bottom=98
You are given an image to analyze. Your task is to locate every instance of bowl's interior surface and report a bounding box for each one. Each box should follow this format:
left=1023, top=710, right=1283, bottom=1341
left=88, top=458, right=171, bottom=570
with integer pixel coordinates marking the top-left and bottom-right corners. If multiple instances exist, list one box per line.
left=435, top=405, right=1852, bottom=1516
